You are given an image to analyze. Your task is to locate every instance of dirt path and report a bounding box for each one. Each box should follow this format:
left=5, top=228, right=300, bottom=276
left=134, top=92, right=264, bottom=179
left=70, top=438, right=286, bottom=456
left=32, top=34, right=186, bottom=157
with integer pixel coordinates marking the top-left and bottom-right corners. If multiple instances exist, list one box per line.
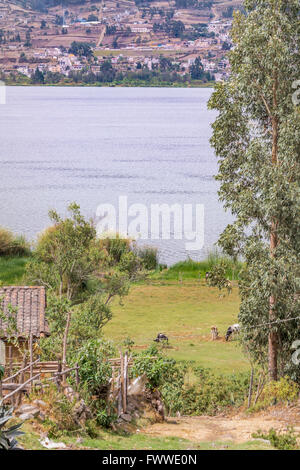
left=143, top=408, right=300, bottom=444
left=96, top=0, right=106, bottom=47
left=97, top=25, right=106, bottom=47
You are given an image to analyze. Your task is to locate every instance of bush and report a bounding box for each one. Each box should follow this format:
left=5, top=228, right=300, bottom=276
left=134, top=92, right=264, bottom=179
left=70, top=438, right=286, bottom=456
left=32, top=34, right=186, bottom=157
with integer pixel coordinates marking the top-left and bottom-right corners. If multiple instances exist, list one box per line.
left=93, top=400, right=116, bottom=428
left=0, top=227, right=13, bottom=255
left=252, top=427, right=299, bottom=450
left=257, top=377, right=299, bottom=408
left=132, top=346, right=250, bottom=416
left=73, top=338, right=116, bottom=397
left=135, top=245, right=158, bottom=270
left=29, top=385, right=79, bottom=438
left=178, top=369, right=250, bottom=416
left=132, top=346, right=252, bottom=416
left=0, top=227, right=31, bottom=256
left=132, top=344, right=181, bottom=390
left=98, top=234, right=132, bottom=264
left=10, top=235, right=31, bottom=256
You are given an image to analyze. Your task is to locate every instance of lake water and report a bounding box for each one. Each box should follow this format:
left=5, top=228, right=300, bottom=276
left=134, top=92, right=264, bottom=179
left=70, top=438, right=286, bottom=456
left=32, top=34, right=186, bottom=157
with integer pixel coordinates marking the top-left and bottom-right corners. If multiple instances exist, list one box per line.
left=0, top=86, right=232, bottom=265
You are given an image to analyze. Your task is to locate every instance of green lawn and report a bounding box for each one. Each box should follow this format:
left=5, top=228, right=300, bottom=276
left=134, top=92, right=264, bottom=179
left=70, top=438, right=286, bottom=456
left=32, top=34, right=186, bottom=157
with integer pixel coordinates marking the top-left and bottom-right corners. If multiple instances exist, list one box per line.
left=0, top=256, right=29, bottom=285
left=105, top=280, right=248, bottom=374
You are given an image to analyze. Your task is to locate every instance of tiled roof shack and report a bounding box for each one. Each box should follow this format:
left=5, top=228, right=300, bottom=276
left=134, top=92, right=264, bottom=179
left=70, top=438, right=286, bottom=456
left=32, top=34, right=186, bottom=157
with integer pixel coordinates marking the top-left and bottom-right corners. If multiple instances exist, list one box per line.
left=0, top=286, right=50, bottom=339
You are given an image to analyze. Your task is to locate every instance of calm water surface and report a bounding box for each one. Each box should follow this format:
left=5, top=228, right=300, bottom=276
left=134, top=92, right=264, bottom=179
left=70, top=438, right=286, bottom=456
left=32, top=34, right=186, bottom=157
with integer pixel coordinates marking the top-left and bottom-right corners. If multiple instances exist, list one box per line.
left=0, top=86, right=232, bottom=264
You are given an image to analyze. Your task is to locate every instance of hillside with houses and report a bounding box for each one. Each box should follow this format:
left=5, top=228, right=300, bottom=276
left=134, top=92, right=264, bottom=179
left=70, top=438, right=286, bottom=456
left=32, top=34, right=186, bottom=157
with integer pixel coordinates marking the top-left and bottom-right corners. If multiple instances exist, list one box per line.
left=0, top=0, right=241, bottom=84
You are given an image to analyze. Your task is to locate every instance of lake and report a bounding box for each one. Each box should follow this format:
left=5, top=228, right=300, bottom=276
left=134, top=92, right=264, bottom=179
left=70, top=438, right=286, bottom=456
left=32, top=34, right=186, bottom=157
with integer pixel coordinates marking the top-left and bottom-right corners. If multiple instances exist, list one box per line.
left=0, top=86, right=232, bottom=265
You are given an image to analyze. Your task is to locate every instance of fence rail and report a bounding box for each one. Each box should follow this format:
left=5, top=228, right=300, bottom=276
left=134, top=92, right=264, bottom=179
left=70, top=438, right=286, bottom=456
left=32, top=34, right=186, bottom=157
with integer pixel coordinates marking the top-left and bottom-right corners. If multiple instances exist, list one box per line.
left=0, top=358, right=79, bottom=405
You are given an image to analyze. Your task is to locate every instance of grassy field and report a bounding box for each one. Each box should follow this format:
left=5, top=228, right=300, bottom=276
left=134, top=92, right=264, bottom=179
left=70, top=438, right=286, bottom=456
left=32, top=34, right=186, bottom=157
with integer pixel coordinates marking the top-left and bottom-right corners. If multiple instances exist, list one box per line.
left=0, top=256, right=247, bottom=373
left=105, top=280, right=248, bottom=374
left=0, top=256, right=29, bottom=285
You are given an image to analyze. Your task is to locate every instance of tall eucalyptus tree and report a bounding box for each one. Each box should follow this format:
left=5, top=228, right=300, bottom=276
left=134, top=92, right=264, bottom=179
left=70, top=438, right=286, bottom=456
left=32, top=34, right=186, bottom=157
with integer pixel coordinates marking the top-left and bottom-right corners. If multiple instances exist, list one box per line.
left=208, top=0, right=300, bottom=380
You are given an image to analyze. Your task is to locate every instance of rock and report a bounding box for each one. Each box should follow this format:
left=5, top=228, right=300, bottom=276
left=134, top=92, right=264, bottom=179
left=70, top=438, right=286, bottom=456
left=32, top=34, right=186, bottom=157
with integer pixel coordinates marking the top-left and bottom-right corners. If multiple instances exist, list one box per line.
left=254, top=438, right=271, bottom=444
left=64, top=385, right=79, bottom=402
left=19, top=413, right=35, bottom=421
left=33, top=399, right=47, bottom=409
left=120, top=413, right=132, bottom=422
left=71, top=399, right=92, bottom=426
left=39, top=437, right=67, bottom=450
left=38, top=412, right=46, bottom=422
left=16, top=405, right=40, bottom=418
left=128, top=375, right=147, bottom=396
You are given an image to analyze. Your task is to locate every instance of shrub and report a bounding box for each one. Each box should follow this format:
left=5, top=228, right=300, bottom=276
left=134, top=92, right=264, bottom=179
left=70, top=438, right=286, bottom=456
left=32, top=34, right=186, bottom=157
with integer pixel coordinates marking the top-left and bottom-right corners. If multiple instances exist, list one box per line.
left=135, top=245, right=158, bottom=270
left=178, top=369, right=250, bottom=416
left=98, top=234, right=132, bottom=265
left=93, top=400, right=117, bottom=428
left=10, top=235, right=31, bottom=256
left=73, top=338, right=116, bottom=397
left=132, top=344, right=182, bottom=389
left=0, top=227, right=13, bottom=255
left=252, top=427, right=299, bottom=450
left=0, top=406, right=24, bottom=450
left=29, top=385, right=79, bottom=438
left=0, top=227, right=31, bottom=256
left=258, top=377, right=299, bottom=407
left=132, top=347, right=250, bottom=416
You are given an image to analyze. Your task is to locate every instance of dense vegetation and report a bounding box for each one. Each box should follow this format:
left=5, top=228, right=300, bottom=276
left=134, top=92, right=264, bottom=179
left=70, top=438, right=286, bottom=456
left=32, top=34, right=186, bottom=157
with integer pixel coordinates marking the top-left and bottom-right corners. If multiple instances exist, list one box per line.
left=21, top=54, right=215, bottom=87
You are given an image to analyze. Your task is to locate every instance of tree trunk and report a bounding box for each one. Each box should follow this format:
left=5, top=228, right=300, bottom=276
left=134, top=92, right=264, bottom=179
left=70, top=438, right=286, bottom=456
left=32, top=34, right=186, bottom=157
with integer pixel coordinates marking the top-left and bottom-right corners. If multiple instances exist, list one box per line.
left=62, top=310, right=72, bottom=381
left=269, top=78, right=279, bottom=381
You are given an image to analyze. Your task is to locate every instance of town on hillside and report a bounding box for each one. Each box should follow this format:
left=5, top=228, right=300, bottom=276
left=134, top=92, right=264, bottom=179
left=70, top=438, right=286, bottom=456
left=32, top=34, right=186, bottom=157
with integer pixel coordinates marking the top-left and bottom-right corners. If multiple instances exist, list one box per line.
left=0, top=0, right=241, bottom=84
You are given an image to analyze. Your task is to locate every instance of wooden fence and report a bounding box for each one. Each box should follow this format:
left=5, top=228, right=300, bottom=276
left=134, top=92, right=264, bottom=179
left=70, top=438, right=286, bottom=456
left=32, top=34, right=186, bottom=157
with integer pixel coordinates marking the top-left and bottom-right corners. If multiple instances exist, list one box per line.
left=0, top=359, right=79, bottom=405
left=108, top=352, right=157, bottom=417
left=1, top=349, right=157, bottom=414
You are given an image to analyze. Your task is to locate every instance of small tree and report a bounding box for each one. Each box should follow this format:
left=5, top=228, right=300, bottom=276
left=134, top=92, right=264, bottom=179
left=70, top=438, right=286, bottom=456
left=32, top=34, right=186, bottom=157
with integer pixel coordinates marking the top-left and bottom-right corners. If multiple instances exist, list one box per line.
left=26, top=203, right=100, bottom=368
left=26, top=204, right=143, bottom=368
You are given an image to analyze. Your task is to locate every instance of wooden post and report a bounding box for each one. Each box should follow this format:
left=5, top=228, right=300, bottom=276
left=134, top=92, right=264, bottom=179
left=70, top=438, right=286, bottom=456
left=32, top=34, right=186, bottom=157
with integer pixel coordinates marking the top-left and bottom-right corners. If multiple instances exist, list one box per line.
left=211, top=326, right=218, bottom=341
left=123, top=352, right=128, bottom=414
left=8, top=346, right=13, bottom=377
left=56, top=361, right=62, bottom=392
left=29, top=334, right=33, bottom=392
left=0, top=380, right=2, bottom=399
left=8, top=346, right=13, bottom=405
left=16, top=356, right=27, bottom=407
left=111, top=366, right=115, bottom=395
left=117, top=374, right=122, bottom=417
left=75, top=363, right=79, bottom=389
left=120, top=351, right=124, bottom=414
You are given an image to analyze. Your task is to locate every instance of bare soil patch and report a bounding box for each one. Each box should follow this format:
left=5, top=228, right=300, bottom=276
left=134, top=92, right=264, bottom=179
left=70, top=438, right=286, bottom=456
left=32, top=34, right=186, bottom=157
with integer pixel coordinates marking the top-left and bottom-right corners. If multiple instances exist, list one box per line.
left=142, top=406, right=300, bottom=444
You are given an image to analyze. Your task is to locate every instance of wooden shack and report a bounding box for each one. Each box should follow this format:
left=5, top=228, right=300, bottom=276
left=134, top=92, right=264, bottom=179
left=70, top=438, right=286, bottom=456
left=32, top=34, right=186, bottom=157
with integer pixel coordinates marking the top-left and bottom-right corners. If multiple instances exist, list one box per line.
left=0, top=286, right=50, bottom=367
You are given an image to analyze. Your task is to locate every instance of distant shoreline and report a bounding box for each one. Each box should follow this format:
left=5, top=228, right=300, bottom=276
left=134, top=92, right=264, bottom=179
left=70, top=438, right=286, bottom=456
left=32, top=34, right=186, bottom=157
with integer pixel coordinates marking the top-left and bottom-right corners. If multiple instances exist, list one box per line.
left=4, top=81, right=215, bottom=88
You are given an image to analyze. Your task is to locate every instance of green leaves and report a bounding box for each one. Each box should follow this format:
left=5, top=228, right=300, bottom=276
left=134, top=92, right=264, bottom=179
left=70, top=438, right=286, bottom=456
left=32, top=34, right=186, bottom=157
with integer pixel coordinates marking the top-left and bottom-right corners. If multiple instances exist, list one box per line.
left=0, top=407, right=24, bottom=450
left=208, top=0, right=300, bottom=376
